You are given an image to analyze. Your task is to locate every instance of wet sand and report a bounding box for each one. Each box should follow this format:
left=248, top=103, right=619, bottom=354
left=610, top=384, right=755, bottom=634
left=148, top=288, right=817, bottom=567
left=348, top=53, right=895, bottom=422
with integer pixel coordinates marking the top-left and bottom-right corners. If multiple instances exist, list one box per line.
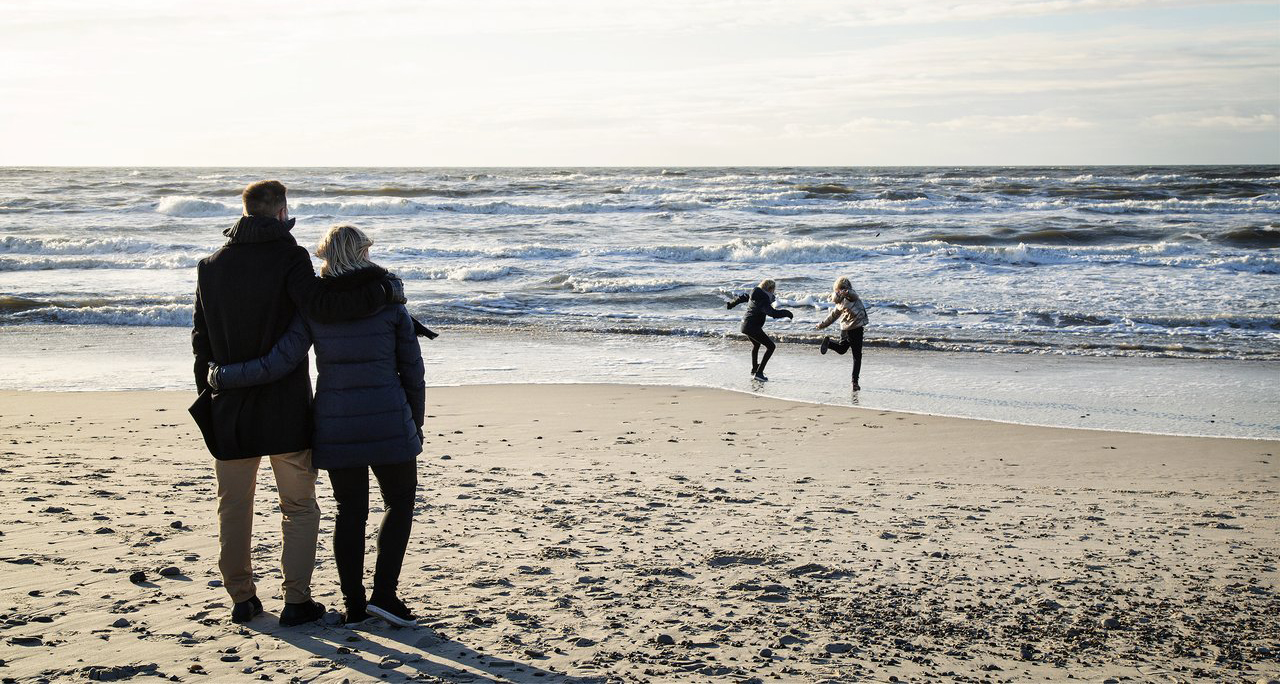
left=0, top=385, right=1276, bottom=683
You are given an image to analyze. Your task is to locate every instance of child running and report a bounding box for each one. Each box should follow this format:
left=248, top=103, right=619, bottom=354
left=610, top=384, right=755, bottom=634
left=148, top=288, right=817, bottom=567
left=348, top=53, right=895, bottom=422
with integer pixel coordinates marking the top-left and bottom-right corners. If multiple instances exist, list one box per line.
left=726, top=278, right=793, bottom=381
left=815, top=276, right=869, bottom=390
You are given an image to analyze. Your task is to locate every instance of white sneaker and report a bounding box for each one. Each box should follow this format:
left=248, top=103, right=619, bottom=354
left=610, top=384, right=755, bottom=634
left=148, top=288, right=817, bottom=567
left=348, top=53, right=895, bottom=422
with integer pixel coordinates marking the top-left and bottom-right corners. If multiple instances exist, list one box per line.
left=367, top=597, right=418, bottom=628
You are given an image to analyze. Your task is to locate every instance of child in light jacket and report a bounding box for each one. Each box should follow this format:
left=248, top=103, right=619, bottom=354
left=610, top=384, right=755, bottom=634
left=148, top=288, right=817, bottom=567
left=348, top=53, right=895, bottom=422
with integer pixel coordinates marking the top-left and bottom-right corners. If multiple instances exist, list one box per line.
left=815, top=276, right=868, bottom=390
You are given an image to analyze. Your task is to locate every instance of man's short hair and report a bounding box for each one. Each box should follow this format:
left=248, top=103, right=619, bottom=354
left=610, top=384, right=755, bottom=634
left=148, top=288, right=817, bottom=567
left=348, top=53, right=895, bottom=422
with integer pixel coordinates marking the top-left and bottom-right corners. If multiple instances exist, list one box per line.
left=242, top=180, right=288, bottom=217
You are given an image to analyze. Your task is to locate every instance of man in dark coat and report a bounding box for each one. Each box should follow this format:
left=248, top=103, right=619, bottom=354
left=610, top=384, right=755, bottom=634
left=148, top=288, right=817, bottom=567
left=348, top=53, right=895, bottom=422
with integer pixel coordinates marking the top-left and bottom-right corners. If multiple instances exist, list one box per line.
left=190, top=179, right=405, bottom=627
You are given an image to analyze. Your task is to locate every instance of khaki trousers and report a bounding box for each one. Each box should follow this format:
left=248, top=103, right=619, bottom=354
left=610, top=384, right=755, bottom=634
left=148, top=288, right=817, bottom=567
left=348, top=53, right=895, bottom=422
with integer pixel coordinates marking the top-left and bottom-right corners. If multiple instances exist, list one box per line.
left=214, top=449, right=320, bottom=604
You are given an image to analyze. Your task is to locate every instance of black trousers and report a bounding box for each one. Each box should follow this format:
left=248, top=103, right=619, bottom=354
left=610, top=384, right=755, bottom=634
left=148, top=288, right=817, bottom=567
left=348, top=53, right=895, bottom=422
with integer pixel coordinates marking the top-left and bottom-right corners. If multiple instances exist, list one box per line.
left=827, top=327, right=864, bottom=383
left=742, top=325, right=776, bottom=373
left=327, top=459, right=418, bottom=607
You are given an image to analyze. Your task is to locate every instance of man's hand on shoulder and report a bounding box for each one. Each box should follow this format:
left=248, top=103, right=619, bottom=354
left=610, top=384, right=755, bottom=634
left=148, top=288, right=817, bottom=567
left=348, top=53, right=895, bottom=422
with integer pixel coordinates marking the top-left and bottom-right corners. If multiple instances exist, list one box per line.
left=384, top=273, right=407, bottom=304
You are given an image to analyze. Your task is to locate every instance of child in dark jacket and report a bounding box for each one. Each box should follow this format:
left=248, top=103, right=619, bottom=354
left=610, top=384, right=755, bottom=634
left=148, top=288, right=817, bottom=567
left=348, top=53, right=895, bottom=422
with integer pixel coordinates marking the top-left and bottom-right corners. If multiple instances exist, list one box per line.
left=209, top=224, right=424, bottom=629
left=726, top=278, right=793, bottom=381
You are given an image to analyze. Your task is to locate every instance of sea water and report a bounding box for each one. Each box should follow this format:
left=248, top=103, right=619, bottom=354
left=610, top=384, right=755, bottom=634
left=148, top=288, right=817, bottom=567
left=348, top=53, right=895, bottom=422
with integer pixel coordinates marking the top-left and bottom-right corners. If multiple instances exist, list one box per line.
left=1, top=167, right=1276, bottom=437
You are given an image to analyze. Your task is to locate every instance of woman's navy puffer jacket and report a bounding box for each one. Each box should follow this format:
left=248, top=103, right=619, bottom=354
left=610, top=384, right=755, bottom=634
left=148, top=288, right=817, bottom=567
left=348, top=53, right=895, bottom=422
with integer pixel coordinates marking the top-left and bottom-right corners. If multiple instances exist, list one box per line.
left=213, top=267, right=425, bottom=469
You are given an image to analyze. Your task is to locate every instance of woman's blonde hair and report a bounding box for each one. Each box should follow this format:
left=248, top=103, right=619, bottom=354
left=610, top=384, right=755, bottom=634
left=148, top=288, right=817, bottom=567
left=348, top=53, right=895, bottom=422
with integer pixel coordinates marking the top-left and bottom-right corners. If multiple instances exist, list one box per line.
left=758, top=278, right=776, bottom=292
left=832, top=276, right=852, bottom=301
left=316, top=224, right=375, bottom=277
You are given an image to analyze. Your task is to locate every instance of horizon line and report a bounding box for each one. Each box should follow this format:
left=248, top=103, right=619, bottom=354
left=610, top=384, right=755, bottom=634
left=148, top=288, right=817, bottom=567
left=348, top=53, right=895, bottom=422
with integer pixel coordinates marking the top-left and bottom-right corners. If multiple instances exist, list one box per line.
left=3, top=163, right=1278, bottom=170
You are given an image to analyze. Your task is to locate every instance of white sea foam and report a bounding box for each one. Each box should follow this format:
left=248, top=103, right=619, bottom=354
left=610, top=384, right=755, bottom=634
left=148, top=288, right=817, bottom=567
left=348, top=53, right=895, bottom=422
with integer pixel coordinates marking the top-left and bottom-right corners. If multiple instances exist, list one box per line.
left=555, top=276, right=690, bottom=293
left=391, top=244, right=577, bottom=260
left=0, top=236, right=191, bottom=254
left=0, top=255, right=200, bottom=271
left=148, top=190, right=1279, bottom=219
left=7, top=303, right=190, bottom=326
left=155, top=197, right=235, bottom=217
left=397, top=265, right=515, bottom=281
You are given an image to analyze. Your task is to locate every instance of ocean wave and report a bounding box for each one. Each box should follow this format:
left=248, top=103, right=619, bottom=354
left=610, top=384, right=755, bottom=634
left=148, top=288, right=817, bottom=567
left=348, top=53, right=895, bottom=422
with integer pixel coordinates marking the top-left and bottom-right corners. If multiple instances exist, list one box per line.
left=389, top=244, right=577, bottom=260
left=396, top=265, right=515, bottom=281
left=152, top=195, right=639, bottom=217
left=597, top=238, right=1280, bottom=273
left=0, top=301, right=191, bottom=326
left=545, top=274, right=691, bottom=294
left=155, top=196, right=235, bottom=217
left=604, top=239, right=868, bottom=263
left=0, top=235, right=196, bottom=255
left=137, top=188, right=1280, bottom=219
left=1219, top=225, right=1280, bottom=248
left=879, top=241, right=1280, bottom=273
left=1072, top=196, right=1280, bottom=215
left=0, top=254, right=200, bottom=271
left=622, top=184, right=676, bottom=195
left=915, top=304, right=1280, bottom=332
left=154, top=195, right=444, bottom=217
left=909, top=227, right=1165, bottom=246
left=296, top=185, right=498, bottom=198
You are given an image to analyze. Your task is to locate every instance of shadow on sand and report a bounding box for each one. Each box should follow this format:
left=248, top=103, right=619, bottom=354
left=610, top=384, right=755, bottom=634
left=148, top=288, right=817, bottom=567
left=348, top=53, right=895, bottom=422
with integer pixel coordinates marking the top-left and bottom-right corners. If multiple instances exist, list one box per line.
left=245, top=613, right=604, bottom=683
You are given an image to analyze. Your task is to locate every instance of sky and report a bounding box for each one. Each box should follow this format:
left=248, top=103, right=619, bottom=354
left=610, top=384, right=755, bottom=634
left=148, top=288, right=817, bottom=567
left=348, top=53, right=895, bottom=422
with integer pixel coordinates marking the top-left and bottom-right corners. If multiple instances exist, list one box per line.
left=1, top=0, right=1277, bottom=166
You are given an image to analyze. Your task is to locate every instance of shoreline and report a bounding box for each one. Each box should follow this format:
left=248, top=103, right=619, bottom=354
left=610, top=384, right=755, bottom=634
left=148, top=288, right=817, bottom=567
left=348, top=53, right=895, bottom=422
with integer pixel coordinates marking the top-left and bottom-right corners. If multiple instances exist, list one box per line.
left=0, top=385, right=1276, bottom=683
left=3, top=323, right=1278, bottom=440
left=8, top=380, right=1280, bottom=445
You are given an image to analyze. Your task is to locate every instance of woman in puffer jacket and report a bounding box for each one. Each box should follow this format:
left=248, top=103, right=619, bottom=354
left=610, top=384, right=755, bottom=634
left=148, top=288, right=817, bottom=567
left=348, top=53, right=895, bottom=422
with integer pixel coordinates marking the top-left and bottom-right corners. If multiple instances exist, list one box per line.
left=815, top=276, right=869, bottom=390
left=209, top=224, right=425, bottom=627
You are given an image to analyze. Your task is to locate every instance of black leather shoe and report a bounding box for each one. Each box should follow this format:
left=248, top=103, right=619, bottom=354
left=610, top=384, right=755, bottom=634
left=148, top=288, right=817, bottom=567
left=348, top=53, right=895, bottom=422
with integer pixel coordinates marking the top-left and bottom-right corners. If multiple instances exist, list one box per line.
left=278, top=600, right=325, bottom=627
left=230, top=596, right=262, bottom=624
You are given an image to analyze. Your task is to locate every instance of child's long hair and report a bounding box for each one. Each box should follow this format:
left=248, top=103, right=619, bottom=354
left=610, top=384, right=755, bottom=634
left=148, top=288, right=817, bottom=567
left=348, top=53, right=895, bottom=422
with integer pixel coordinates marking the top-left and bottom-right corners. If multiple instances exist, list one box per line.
left=316, top=224, right=376, bottom=277
left=758, top=278, right=776, bottom=292
left=832, top=276, right=852, bottom=302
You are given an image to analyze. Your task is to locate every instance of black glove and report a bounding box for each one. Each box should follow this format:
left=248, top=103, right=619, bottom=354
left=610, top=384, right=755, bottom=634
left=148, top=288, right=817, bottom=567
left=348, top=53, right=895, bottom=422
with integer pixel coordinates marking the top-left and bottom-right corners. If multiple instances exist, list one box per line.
left=412, top=317, right=438, bottom=340
left=384, top=274, right=407, bottom=304
left=206, top=361, right=221, bottom=391
left=416, top=427, right=424, bottom=445
left=782, top=310, right=794, bottom=320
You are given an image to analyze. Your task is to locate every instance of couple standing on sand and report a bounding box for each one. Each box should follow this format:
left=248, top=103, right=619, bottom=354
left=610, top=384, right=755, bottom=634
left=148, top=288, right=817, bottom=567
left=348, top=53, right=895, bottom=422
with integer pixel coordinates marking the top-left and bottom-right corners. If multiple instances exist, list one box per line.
left=727, top=277, right=868, bottom=388
left=191, top=180, right=428, bottom=628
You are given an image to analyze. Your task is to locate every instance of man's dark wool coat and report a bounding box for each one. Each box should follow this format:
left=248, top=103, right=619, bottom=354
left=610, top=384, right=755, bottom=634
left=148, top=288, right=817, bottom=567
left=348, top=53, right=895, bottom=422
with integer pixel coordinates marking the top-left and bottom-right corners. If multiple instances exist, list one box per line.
left=191, top=215, right=389, bottom=460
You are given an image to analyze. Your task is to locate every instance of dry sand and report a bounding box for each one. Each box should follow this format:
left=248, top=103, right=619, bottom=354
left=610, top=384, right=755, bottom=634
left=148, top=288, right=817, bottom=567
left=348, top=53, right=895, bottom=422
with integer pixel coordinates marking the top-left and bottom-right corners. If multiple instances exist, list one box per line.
left=0, top=385, right=1276, bottom=683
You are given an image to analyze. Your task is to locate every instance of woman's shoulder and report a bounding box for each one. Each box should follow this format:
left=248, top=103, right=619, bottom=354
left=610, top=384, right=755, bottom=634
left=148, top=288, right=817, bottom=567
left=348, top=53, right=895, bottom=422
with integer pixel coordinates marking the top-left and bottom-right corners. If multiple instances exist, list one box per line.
left=319, top=265, right=388, bottom=292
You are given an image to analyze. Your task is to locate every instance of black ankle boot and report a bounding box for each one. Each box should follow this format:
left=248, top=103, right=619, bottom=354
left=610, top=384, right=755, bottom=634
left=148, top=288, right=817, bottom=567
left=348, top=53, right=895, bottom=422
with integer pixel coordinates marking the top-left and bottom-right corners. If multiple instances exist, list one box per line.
left=342, top=595, right=370, bottom=625
left=230, top=596, right=262, bottom=624
left=279, top=600, right=325, bottom=627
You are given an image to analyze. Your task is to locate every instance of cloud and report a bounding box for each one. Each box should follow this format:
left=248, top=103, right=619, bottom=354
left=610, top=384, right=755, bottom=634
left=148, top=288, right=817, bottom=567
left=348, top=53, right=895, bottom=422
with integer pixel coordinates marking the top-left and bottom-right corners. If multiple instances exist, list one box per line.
left=782, top=113, right=1097, bottom=138
left=930, top=114, right=1096, bottom=133
left=4, top=0, right=1258, bottom=36
left=1142, top=110, right=1279, bottom=130
left=0, top=0, right=1275, bottom=164
left=783, top=119, right=918, bottom=139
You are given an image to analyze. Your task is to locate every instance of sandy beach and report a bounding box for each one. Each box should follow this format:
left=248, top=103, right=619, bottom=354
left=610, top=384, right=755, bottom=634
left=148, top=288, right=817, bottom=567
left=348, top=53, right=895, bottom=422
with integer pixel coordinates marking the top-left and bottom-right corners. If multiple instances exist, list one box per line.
left=0, top=385, right=1276, bottom=683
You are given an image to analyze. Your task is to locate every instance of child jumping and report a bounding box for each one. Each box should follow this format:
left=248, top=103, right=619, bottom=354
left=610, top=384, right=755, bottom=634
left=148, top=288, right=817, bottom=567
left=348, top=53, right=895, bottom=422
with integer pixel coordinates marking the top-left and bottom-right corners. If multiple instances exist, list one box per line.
left=815, top=276, right=869, bottom=390
left=727, top=278, right=793, bottom=381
